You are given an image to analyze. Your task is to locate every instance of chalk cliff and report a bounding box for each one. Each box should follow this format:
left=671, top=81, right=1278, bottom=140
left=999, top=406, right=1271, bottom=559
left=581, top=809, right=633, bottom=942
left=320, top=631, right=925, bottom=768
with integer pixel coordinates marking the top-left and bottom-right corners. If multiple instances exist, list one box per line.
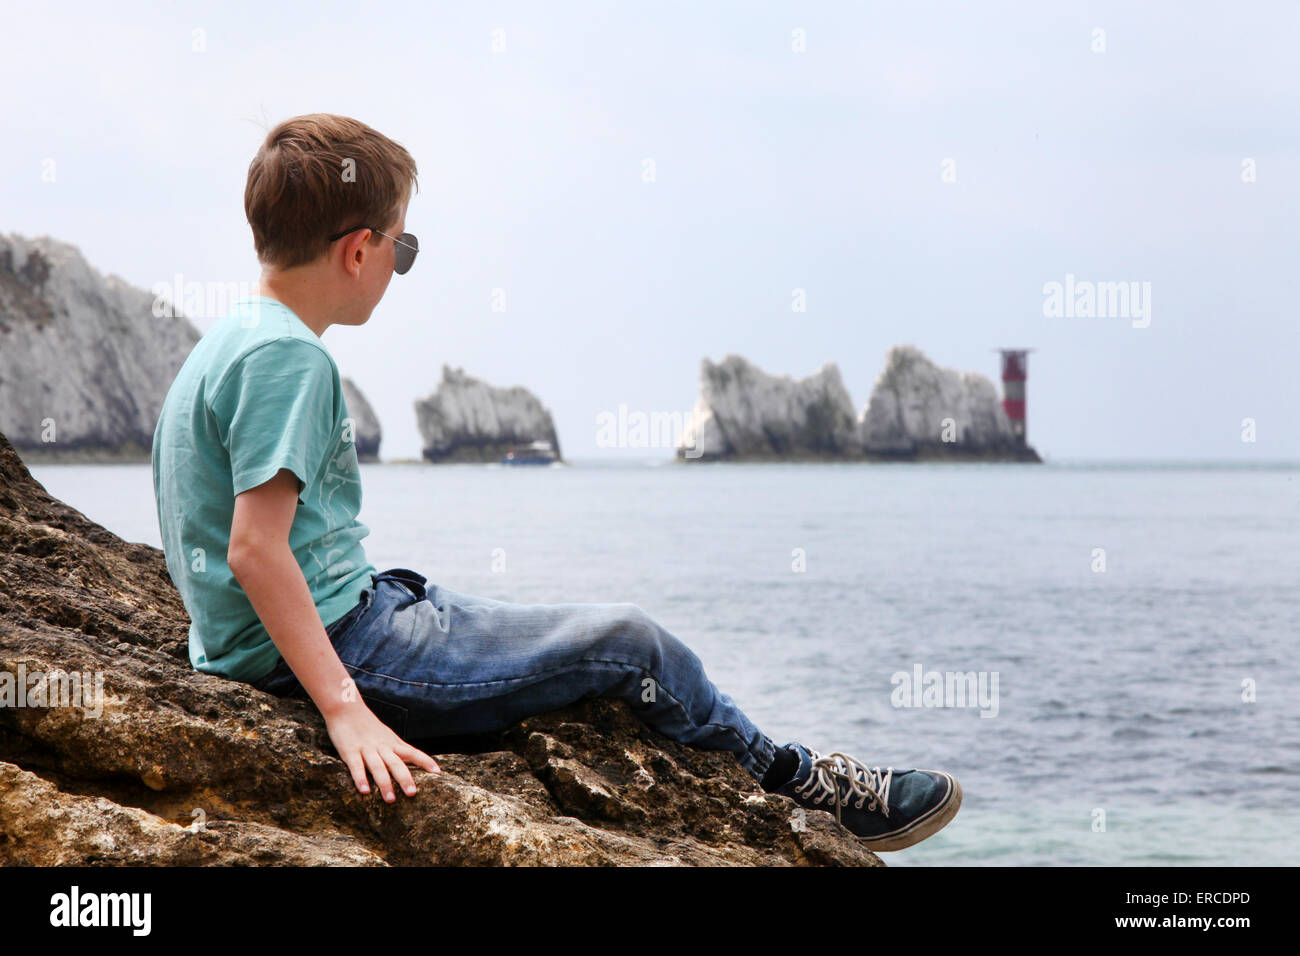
left=0, top=429, right=878, bottom=866
left=415, top=365, right=562, bottom=463
left=0, top=233, right=384, bottom=462
left=677, top=356, right=862, bottom=461
left=860, top=346, right=1040, bottom=461
left=0, top=234, right=198, bottom=460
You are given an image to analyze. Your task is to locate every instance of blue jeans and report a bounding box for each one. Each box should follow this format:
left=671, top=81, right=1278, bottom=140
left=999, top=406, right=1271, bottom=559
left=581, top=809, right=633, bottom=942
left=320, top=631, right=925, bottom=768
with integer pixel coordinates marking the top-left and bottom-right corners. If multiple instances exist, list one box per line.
left=251, top=568, right=778, bottom=779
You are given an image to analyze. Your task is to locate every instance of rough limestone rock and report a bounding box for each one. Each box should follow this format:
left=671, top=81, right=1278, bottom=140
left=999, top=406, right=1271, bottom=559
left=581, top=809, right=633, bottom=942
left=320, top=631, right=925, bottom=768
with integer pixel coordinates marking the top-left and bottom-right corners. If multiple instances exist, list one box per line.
left=415, top=365, right=562, bottom=463
left=0, top=432, right=876, bottom=865
left=0, top=234, right=199, bottom=461
left=677, top=356, right=862, bottom=461
left=340, top=378, right=382, bottom=462
left=860, top=346, right=1040, bottom=461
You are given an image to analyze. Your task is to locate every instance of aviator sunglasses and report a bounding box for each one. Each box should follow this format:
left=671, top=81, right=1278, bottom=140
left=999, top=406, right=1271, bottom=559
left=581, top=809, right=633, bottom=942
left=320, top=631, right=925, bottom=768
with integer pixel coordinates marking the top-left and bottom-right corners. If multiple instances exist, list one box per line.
left=328, top=224, right=419, bottom=275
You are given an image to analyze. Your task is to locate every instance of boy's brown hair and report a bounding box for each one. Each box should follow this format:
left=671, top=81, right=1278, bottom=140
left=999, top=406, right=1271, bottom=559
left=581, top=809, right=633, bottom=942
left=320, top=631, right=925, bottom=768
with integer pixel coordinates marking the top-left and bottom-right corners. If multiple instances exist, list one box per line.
left=245, top=114, right=418, bottom=270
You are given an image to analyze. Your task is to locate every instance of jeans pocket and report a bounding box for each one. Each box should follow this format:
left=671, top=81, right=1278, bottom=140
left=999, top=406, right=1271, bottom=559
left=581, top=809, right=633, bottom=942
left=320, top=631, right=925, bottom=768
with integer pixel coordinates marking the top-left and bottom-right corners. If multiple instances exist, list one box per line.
left=360, top=694, right=409, bottom=738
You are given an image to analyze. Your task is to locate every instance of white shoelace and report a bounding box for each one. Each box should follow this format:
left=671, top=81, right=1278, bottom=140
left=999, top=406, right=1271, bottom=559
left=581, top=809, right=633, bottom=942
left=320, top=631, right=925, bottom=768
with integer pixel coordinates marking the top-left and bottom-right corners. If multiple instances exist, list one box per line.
left=794, top=750, right=894, bottom=825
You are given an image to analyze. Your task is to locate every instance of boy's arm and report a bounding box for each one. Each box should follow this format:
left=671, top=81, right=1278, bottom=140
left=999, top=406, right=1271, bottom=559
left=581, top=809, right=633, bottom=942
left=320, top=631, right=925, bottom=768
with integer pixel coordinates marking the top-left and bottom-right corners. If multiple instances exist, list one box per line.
left=228, top=468, right=440, bottom=801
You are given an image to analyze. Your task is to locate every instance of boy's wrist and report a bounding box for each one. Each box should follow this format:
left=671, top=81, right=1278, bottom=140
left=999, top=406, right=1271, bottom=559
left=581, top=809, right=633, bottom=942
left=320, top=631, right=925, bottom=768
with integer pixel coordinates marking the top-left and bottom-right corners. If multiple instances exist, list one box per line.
left=313, top=676, right=370, bottom=721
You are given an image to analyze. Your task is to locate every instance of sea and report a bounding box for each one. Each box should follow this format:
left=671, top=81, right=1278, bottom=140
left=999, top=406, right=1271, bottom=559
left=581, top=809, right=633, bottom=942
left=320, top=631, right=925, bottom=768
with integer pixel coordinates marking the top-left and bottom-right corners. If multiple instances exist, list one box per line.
left=26, top=458, right=1300, bottom=867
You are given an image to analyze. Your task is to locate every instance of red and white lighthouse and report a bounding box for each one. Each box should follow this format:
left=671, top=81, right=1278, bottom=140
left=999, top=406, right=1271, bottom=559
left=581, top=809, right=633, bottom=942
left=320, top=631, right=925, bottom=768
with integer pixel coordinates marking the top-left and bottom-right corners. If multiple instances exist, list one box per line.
left=997, top=349, right=1033, bottom=445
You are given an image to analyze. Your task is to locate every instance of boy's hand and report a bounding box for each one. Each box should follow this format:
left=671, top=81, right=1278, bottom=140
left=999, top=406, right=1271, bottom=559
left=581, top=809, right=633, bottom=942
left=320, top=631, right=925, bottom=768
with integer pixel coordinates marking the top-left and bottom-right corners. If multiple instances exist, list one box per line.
left=324, top=699, right=441, bottom=801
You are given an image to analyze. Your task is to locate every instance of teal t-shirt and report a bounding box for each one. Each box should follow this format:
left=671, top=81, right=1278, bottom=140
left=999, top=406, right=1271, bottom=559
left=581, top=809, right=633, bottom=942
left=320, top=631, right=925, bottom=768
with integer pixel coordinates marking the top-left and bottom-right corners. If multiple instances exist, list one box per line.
left=152, top=296, right=377, bottom=683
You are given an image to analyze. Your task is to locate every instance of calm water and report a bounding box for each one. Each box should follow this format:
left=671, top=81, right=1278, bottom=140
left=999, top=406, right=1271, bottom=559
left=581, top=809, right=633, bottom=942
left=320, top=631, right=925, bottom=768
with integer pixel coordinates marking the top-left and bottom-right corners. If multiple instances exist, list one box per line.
left=27, top=458, right=1300, bottom=867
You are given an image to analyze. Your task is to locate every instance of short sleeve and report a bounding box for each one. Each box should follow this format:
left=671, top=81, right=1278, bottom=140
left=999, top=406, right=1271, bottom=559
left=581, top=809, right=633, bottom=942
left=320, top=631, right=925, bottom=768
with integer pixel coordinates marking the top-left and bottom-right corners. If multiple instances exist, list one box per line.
left=208, top=339, right=337, bottom=497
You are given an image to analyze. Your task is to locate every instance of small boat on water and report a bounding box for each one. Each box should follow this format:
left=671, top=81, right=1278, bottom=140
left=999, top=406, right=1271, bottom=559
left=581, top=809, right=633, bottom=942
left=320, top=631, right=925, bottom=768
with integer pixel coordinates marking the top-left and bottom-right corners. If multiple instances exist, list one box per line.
left=501, top=439, right=558, bottom=465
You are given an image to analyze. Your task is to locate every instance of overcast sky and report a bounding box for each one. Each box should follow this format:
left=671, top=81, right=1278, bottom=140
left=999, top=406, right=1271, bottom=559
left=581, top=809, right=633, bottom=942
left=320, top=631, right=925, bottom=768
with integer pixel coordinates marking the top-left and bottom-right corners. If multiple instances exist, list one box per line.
left=3, top=1, right=1297, bottom=460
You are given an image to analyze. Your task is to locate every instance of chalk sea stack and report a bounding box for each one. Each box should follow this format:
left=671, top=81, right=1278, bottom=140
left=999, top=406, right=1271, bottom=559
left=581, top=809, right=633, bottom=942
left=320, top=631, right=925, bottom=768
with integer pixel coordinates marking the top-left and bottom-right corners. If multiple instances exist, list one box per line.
left=0, top=430, right=877, bottom=865
left=677, top=356, right=863, bottom=461
left=340, top=377, right=382, bottom=462
left=861, top=346, right=1041, bottom=462
left=0, top=232, right=383, bottom=462
left=415, top=365, right=562, bottom=463
left=678, top=347, right=1041, bottom=462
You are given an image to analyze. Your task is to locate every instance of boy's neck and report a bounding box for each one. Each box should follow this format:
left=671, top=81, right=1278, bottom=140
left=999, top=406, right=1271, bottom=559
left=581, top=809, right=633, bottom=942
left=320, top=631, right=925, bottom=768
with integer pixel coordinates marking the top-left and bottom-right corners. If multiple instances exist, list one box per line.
left=254, top=270, right=334, bottom=339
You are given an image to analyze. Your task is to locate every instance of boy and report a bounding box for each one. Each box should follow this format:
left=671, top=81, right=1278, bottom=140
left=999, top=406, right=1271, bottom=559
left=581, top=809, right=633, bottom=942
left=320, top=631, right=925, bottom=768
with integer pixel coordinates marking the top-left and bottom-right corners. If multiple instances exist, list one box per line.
left=152, top=114, right=960, bottom=852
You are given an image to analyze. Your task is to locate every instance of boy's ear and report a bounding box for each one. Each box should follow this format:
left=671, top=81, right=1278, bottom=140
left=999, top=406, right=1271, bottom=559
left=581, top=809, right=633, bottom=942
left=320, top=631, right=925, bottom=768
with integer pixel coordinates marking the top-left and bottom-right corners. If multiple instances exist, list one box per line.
left=340, top=229, right=371, bottom=278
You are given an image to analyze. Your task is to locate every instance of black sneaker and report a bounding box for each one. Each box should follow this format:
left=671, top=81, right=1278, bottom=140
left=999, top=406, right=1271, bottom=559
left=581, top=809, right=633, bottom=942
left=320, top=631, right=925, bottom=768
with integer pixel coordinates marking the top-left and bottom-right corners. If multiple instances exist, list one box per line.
left=774, top=742, right=962, bottom=851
